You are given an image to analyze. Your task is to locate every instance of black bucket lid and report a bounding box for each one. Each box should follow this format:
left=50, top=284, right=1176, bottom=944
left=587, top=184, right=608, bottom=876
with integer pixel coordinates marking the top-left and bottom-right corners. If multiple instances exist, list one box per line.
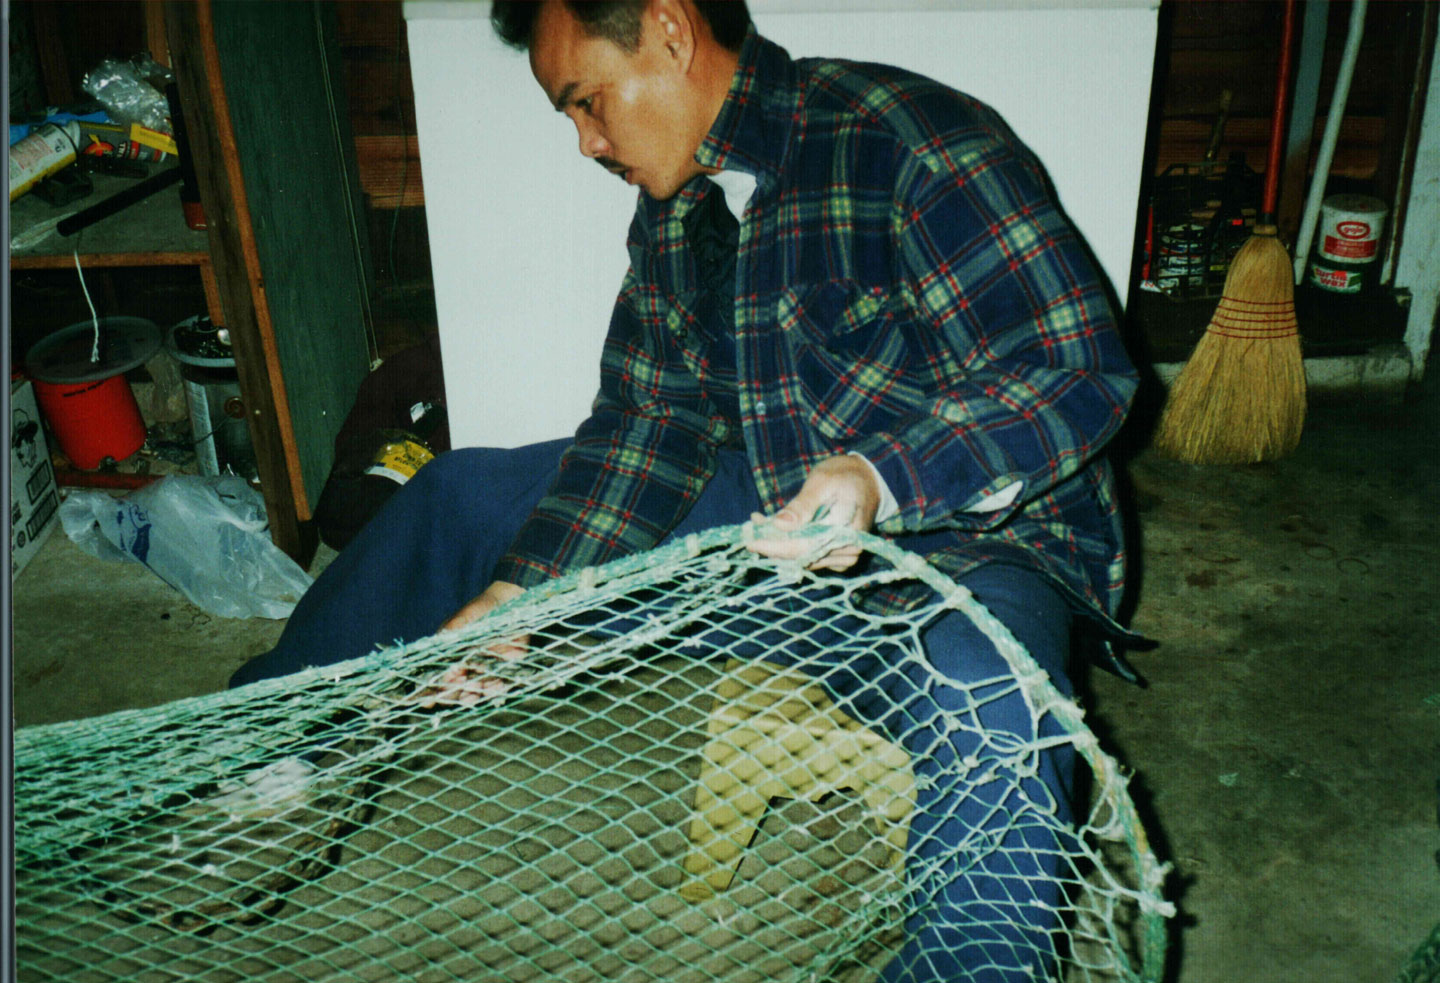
left=26, top=317, right=162, bottom=384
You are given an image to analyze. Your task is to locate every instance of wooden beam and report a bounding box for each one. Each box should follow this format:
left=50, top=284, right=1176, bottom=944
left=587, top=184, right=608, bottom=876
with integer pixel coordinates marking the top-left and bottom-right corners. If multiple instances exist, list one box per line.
left=164, top=0, right=316, bottom=566
left=11, top=251, right=209, bottom=271
left=144, top=0, right=171, bottom=67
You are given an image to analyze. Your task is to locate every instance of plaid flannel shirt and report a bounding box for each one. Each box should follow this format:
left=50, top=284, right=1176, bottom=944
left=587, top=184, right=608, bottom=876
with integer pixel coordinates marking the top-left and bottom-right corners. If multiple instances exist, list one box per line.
left=495, top=30, right=1139, bottom=624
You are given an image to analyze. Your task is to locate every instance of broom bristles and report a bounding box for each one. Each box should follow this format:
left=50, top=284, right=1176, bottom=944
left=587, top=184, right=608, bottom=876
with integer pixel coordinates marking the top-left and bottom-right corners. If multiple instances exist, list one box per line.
left=1153, top=230, right=1307, bottom=464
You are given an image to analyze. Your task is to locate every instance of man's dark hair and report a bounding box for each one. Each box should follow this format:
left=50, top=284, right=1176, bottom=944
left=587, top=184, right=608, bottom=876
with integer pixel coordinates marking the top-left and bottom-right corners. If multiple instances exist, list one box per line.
left=491, top=1, right=750, bottom=54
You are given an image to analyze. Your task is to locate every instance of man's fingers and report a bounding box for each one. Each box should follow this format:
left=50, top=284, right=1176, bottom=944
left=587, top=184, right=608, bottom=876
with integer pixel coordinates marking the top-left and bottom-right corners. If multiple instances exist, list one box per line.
left=408, top=629, right=532, bottom=708
left=485, top=634, right=530, bottom=661
left=414, top=664, right=513, bottom=708
left=745, top=453, right=880, bottom=566
left=745, top=510, right=863, bottom=568
left=745, top=523, right=822, bottom=560
left=810, top=544, right=862, bottom=571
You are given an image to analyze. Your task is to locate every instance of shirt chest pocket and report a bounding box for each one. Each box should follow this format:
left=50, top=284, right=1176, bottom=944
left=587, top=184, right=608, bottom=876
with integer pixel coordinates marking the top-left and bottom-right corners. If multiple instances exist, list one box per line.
left=775, top=280, right=924, bottom=441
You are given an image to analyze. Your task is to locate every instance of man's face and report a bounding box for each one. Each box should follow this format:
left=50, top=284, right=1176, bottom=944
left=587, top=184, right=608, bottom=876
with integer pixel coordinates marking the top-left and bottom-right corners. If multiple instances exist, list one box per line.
left=529, top=0, right=702, bottom=201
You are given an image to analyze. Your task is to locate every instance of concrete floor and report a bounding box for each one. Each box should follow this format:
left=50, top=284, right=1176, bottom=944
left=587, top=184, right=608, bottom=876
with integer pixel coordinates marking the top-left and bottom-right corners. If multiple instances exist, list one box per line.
left=12, top=371, right=1440, bottom=981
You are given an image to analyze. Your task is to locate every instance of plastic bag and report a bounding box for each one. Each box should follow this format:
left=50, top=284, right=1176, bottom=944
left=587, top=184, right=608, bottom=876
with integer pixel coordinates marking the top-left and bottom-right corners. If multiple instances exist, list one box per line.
left=59, top=474, right=313, bottom=620
left=80, top=55, right=174, bottom=133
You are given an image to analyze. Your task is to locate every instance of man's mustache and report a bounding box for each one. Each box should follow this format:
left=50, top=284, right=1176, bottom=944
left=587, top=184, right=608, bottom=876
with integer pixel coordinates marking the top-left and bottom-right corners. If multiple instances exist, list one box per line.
left=597, top=157, right=625, bottom=174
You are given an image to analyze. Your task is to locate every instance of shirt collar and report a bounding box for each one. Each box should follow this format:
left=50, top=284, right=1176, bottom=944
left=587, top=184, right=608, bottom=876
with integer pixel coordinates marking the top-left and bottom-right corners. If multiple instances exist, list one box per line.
left=693, top=27, right=799, bottom=194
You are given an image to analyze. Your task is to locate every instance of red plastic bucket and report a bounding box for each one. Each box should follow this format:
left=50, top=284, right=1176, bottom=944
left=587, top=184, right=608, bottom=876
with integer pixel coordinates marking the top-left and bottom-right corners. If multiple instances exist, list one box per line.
left=32, top=375, right=147, bottom=469
left=25, top=317, right=161, bottom=470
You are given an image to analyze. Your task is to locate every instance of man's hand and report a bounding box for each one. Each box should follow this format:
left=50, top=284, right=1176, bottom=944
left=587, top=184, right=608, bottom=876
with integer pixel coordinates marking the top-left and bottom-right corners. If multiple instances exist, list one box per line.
left=745, top=454, right=881, bottom=571
left=442, top=580, right=526, bottom=633
left=413, top=581, right=528, bottom=707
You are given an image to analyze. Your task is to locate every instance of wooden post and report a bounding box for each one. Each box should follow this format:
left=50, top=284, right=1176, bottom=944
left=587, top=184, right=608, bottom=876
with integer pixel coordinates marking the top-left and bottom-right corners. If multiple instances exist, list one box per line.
left=164, top=0, right=317, bottom=566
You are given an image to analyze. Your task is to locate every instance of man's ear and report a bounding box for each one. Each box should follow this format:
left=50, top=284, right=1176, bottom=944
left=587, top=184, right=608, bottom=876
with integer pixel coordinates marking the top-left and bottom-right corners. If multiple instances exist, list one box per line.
left=649, top=0, right=698, bottom=71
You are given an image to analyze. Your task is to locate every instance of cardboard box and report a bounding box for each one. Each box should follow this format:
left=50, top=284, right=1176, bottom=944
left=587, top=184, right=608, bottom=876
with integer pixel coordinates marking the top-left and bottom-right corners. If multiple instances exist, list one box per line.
left=11, top=378, right=60, bottom=578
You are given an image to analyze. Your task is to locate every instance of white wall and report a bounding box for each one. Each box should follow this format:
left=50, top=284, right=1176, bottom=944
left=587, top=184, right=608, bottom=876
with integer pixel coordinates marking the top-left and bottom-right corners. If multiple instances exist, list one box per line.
left=1394, top=34, right=1440, bottom=380
left=406, top=1, right=1160, bottom=448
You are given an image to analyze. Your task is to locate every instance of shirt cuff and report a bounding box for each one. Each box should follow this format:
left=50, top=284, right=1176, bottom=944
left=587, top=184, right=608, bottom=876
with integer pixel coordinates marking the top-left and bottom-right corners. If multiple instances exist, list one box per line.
left=848, top=451, right=1022, bottom=521
left=965, top=480, right=1023, bottom=513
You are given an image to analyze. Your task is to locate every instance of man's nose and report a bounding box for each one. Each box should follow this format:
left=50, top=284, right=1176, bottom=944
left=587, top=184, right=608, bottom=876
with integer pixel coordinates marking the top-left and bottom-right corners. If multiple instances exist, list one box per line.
left=574, top=119, right=609, bottom=159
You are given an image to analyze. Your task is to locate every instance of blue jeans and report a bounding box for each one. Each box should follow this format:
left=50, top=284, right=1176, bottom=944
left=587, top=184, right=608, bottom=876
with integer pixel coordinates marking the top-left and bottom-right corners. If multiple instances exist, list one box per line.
left=233, top=442, right=1075, bottom=981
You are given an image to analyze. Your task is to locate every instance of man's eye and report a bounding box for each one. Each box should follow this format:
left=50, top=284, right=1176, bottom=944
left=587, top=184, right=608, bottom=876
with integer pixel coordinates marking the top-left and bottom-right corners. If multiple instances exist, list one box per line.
left=576, top=97, right=594, bottom=114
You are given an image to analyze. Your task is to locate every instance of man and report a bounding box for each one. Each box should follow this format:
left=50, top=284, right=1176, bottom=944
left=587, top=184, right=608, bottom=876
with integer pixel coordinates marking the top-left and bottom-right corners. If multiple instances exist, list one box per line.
left=232, top=1, right=1140, bottom=978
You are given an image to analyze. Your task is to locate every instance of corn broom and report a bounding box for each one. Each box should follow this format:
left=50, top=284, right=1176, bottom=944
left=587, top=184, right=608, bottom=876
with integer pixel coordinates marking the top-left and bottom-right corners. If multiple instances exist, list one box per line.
left=1154, top=0, right=1306, bottom=464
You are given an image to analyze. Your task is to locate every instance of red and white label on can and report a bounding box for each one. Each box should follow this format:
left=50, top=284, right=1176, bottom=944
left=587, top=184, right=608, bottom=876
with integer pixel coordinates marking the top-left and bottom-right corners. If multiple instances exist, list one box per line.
left=1316, top=195, right=1386, bottom=264
left=1322, top=223, right=1376, bottom=260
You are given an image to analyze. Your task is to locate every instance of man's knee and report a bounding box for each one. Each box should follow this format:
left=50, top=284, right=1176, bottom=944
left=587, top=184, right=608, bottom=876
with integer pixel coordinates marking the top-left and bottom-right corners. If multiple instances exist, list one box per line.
left=404, top=447, right=492, bottom=501
left=935, top=565, right=1072, bottom=686
left=906, top=567, right=1073, bottom=755
left=399, top=440, right=569, bottom=527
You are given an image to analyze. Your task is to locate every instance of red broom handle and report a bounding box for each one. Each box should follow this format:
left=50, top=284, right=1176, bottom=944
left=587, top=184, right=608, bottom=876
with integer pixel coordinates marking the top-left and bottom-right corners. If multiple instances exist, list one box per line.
left=1261, top=0, right=1299, bottom=222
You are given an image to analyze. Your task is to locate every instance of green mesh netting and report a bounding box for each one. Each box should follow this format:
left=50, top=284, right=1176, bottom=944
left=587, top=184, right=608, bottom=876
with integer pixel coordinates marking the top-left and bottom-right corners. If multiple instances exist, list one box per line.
left=1400, top=921, right=1440, bottom=983
left=16, top=523, right=1172, bottom=982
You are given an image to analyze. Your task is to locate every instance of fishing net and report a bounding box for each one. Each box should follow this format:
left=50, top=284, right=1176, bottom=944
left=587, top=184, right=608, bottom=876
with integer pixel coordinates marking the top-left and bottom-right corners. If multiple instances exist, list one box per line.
left=15, top=523, right=1172, bottom=982
left=1400, top=922, right=1440, bottom=983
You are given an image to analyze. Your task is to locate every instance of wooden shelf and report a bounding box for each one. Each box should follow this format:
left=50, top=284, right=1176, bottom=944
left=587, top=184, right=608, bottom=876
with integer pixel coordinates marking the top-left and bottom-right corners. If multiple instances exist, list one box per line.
left=11, top=165, right=224, bottom=347
left=10, top=166, right=209, bottom=267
